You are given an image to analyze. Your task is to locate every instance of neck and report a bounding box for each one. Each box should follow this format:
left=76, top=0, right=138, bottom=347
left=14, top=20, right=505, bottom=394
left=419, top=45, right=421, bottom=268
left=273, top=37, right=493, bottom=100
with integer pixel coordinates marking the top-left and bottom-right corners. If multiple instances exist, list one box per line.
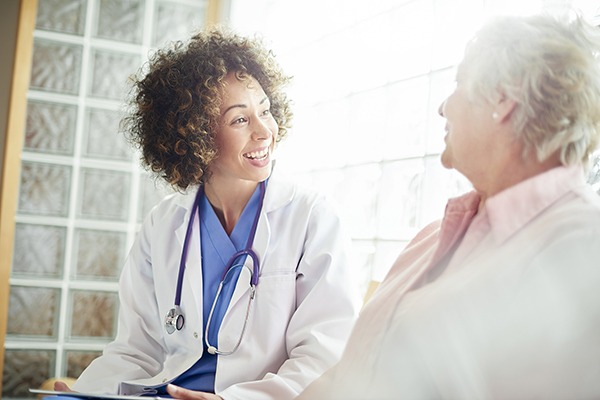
left=204, top=179, right=259, bottom=235
left=475, top=152, right=561, bottom=212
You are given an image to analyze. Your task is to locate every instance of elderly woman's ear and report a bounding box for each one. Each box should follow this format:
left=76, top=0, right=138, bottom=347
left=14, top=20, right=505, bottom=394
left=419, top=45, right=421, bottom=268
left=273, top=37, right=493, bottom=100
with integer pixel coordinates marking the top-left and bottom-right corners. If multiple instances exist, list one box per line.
left=491, top=93, right=516, bottom=123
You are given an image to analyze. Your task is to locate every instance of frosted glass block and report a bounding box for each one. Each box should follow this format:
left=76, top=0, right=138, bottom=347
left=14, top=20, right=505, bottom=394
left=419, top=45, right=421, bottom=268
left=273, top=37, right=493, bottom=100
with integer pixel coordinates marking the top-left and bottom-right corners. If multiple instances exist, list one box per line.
left=69, top=290, right=118, bottom=338
left=359, top=0, right=412, bottom=17
left=372, top=240, right=408, bottom=281
left=287, top=99, right=349, bottom=170
left=312, top=164, right=381, bottom=239
left=83, top=107, right=131, bottom=160
left=376, top=159, right=425, bottom=240
left=350, top=240, right=377, bottom=296
left=30, top=39, right=82, bottom=95
left=387, top=1, right=435, bottom=82
left=275, top=46, right=322, bottom=106
left=347, top=88, right=386, bottom=164
left=25, top=100, right=77, bottom=155
left=2, top=349, right=55, bottom=399
left=383, top=76, right=429, bottom=160
left=12, top=223, right=66, bottom=279
left=66, top=350, right=102, bottom=378
left=7, top=286, right=60, bottom=337
left=351, top=14, right=392, bottom=92
left=88, top=49, right=140, bottom=100
left=431, top=0, right=484, bottom=70
left=485, top=0, right=542, bottom=18
left=73, top=228, right=126, bottom=281
left=95, top=0, right=144, bottom=44
left=36, top=0, right=87, bottom=35
left=138, top=174, right=174, bottom=223
left=78, top=168, right=131, bottom=221
left=18, top=161, right=72, bottom=217
left=305, top=32, right=355, bottom=100
left=253, top=0, right=347, bottom=51
left=153, top=1, right=206, bottom=47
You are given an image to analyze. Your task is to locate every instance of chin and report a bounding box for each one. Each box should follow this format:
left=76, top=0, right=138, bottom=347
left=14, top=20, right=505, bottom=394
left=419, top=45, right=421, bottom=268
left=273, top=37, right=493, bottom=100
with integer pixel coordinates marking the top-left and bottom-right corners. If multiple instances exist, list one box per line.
left=256, top=165, right=273, bottom=181
left=440, top=152, right=453, bottom=169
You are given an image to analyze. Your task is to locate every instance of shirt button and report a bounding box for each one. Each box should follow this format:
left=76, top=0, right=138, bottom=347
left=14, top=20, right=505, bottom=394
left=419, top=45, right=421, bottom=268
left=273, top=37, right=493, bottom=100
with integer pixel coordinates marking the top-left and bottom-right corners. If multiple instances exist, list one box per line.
left=193, top=332, right=198, bottom=338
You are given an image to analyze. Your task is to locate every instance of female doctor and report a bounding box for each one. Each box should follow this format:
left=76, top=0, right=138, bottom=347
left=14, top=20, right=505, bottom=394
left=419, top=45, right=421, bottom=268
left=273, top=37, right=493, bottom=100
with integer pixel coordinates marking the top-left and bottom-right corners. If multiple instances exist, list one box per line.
left=53, top=28, right=360, bottom=400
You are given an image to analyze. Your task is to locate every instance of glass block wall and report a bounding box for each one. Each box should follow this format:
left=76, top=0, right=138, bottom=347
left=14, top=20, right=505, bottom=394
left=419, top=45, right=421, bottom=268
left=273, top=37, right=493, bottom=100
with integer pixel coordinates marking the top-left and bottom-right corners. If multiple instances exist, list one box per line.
left=3, top=0, right=207, bottom=398
left=229, top=0, right=600, bottom=292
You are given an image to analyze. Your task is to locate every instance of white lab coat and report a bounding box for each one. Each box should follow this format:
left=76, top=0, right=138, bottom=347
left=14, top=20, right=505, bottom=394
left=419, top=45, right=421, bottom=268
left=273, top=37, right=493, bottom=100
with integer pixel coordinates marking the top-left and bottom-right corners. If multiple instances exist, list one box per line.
left=73, top=172, right=360, bottom=400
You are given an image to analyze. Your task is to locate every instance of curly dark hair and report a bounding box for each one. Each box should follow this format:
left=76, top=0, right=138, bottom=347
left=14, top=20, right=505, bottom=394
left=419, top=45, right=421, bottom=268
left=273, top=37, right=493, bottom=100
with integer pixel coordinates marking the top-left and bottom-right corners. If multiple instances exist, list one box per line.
left=121, top=27, right=293, bottom=190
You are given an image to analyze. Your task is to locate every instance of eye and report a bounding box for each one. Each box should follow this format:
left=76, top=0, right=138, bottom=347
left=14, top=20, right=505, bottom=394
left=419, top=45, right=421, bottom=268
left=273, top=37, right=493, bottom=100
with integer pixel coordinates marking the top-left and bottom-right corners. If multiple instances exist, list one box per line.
left=261, top=109, right=271, bottom=116
left=231, top=116, right=247, bottom=125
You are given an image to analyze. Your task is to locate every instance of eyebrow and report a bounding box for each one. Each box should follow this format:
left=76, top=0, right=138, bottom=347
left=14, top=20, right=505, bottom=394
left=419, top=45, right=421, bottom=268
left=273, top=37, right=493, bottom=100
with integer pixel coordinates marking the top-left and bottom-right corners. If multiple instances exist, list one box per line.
left=222, top=96, right=269, bottom=117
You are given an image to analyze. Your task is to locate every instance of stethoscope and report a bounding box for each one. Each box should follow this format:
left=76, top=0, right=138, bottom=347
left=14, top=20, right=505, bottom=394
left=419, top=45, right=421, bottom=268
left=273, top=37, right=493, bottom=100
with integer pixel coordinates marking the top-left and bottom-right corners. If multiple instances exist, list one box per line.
left=164, top=181, right=266, bottom=357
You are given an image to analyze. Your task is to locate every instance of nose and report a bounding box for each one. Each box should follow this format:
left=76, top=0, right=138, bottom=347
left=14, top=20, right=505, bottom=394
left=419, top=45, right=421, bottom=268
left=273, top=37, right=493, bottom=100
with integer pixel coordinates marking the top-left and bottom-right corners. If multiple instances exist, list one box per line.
left=252, top=117, right=273, bottom=141
left=438, top=100, right=446, bottom=117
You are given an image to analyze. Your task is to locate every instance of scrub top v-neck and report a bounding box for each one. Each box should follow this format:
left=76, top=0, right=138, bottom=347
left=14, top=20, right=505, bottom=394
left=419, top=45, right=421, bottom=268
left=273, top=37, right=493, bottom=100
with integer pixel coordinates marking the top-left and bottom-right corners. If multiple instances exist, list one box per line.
left=167, top=183, right=263, bottom=393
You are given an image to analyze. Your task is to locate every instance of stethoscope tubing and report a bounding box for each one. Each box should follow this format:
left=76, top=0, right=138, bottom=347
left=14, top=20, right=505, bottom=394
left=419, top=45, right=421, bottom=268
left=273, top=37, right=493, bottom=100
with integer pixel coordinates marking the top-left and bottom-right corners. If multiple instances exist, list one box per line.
left=174, top=187, right=204, bottom=307
left=204, top=262, right=257, bottom=355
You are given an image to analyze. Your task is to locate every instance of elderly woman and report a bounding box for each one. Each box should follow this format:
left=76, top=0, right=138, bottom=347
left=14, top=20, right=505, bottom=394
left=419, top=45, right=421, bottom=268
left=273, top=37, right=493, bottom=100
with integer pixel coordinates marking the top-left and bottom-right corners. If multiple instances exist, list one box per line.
left=296, top=13, right=600, bottom=400
left=50, top=28, right=360, bottom=400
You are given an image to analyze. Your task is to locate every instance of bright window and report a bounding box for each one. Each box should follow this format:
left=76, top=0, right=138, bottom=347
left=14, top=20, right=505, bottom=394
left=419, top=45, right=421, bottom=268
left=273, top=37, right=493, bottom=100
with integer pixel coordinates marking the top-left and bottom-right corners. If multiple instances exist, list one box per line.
left=228, top=0, right=600, bottom=289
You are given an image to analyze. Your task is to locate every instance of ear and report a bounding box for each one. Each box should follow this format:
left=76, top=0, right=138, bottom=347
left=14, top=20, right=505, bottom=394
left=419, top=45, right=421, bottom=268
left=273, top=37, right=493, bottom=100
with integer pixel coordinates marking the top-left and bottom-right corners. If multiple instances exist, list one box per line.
left=493, top=94, right=517, bottom=123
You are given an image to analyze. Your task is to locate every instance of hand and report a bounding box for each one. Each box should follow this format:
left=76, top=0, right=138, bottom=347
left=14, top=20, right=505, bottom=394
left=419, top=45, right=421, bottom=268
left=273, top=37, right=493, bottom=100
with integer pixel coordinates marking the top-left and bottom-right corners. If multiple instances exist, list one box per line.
left=166, top=384, right=223, bottom=400
left=53, top=381, right=74, bottom=392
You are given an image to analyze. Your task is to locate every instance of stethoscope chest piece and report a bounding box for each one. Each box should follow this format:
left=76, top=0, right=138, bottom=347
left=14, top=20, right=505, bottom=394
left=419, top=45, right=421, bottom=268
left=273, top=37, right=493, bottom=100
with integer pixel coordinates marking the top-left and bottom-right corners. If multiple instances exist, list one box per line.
left=165, top=306, right=184, bottom=334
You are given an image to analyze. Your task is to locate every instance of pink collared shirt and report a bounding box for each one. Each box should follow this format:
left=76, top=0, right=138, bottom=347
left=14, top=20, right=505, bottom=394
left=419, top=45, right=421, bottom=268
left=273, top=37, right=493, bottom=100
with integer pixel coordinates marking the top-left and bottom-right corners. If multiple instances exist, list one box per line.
left=298, top=166, right=600, bottom=400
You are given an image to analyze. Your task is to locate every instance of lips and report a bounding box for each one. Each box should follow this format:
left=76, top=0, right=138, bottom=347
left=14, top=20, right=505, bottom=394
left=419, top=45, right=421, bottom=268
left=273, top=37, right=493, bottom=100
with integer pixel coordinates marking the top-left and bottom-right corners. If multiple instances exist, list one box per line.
left=243, top=147, right=269, bottom=160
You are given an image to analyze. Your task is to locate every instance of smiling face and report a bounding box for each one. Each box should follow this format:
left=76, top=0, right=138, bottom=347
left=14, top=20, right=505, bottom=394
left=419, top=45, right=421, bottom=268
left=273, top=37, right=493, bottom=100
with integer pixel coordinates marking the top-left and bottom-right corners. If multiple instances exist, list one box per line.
left=208, top=72, right=279, bottom=186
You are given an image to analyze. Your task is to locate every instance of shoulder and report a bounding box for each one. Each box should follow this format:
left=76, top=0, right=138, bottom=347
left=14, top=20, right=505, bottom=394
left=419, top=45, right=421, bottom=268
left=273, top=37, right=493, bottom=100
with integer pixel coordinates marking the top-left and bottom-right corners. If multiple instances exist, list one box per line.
left=264, top=173, right=345, bottom=240
left=536, top=185, right=600, bottom=238
left=265, top=171, right=331, bottom=214
left=143, top=188, right=197, bottom=227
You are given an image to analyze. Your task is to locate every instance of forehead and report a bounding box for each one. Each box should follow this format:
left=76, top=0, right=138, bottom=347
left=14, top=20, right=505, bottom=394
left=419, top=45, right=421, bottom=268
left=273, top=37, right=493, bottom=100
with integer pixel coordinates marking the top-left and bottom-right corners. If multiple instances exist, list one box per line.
left=221, top=72, right=264, bottom=97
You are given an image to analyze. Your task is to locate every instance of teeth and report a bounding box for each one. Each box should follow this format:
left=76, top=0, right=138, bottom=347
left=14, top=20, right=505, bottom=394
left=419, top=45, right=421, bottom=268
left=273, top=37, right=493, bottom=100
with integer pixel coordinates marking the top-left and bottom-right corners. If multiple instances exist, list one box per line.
left=245, top=148, right=269, bottom=160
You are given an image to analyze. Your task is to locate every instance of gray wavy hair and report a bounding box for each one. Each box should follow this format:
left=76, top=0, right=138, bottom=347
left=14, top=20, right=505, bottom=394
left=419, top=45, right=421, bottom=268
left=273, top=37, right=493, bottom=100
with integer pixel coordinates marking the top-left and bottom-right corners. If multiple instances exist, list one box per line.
left=461, top=13, right=600, bottom=166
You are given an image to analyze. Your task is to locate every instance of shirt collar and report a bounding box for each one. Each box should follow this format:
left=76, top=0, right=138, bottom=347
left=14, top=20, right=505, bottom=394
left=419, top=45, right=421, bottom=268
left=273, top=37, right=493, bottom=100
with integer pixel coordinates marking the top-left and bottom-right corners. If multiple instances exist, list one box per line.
left=432, top=190, right=481, bottom=264
left=485, top=165, right=587, bottom=244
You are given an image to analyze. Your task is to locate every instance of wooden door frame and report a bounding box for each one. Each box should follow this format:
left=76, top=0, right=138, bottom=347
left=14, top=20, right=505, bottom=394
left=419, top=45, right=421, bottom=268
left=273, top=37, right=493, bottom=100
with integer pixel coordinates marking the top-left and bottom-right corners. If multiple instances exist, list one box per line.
left=0, top=0, right=37, bottom=394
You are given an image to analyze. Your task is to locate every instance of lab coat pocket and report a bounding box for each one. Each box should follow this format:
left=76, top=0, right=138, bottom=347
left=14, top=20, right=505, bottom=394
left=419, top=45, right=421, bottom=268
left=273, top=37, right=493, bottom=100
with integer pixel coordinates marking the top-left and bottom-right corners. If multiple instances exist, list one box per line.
left=257, top=270, right=297, bottom=291
left=250, top=272, right=297, bottom=350
left=219, top=271, right=296, bottom=359
left=253, top=272, right=297, bottom=325
left=255, top=271, right=296, bottom=314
